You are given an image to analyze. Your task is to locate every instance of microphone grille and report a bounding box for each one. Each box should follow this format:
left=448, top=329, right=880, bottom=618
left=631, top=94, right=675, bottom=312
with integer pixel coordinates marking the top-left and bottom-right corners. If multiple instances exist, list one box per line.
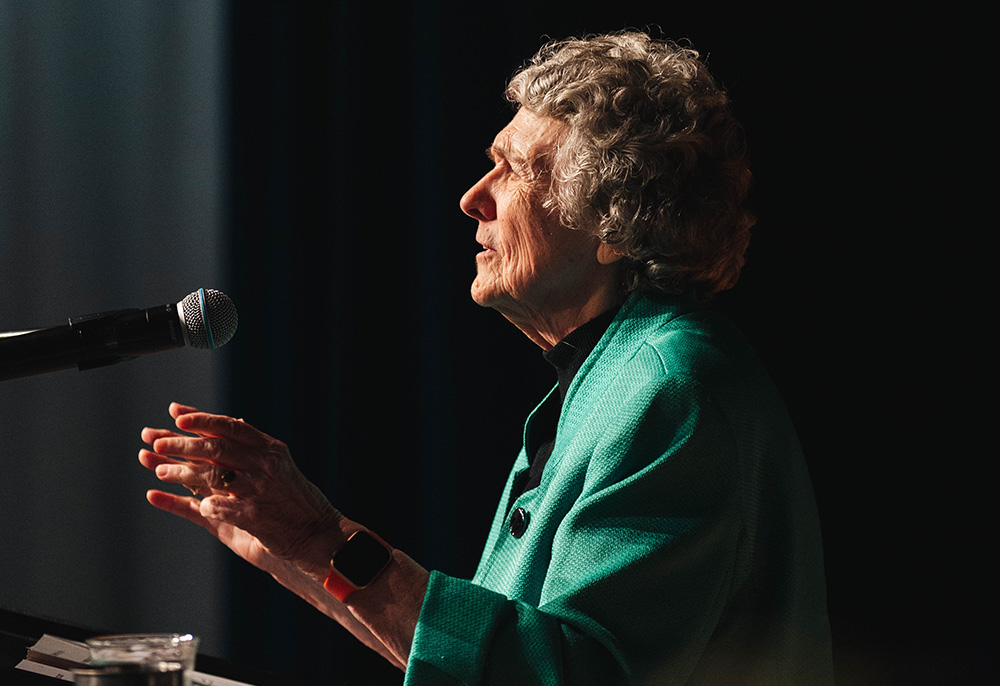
left=180, top=288, right=238, bottom=350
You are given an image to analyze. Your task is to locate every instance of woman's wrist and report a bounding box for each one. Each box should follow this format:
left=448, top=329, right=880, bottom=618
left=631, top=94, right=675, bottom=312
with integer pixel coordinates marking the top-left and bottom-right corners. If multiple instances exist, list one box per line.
left=289, top=510, right=363, bottom=582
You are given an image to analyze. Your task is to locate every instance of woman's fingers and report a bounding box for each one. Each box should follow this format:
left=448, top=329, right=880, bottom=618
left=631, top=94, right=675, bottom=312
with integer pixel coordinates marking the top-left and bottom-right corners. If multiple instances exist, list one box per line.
left=144, top=403, right=275, bottom=467
left=146, top=489, right=216, bottom=530
left=150, top=459, right=242, bottom=496
left=169, top=402, right=200, bottom=419
left=140, top=449, right=203, bottom=497
left=138, top=447, right=176, bottom=470
left=174, top=411, right=273, bottom=449
left=146, top=490, right=200, bottom=526
left=149, top=434, right=236, bottom=465
left=141, top=418, right=241, bottom=496
left=140, top=426, right=183, bottom=445
left=151, top=460, right=200, bottom=485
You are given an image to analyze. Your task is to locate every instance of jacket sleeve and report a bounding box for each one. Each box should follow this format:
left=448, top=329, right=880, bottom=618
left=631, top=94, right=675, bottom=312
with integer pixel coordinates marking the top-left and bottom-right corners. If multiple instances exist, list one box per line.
left=404, top=374, right=746, bottom=685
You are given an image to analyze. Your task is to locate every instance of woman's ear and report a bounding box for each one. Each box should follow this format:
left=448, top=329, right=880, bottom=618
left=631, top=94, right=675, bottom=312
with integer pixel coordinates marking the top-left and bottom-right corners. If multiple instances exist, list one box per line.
left=597, top=243, right=625, bottom=265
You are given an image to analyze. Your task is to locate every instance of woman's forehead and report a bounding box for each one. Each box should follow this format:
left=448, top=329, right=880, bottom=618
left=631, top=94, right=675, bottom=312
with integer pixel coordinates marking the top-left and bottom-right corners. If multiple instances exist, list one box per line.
left=490, top=109, right=565, bottom=171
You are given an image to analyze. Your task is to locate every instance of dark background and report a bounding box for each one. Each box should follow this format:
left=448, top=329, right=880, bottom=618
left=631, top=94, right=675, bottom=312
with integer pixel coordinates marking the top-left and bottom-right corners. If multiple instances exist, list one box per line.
left=3, top=2, right=987, bottom=685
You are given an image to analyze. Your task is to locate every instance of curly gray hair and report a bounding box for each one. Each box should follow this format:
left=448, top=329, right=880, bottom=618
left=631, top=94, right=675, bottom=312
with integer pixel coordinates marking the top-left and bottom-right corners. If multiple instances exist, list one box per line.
left=507, top=32, right=754, bottom=297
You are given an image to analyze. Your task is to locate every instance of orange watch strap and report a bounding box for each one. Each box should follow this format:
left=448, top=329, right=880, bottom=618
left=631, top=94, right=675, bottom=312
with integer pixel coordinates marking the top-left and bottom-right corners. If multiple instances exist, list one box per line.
left=323, top=567, right=358, bottom=602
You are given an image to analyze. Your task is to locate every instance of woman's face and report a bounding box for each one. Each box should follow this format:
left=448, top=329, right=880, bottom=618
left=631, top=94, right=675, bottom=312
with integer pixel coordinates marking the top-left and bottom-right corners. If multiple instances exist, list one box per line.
left=460, top=109, right=617, bottom=343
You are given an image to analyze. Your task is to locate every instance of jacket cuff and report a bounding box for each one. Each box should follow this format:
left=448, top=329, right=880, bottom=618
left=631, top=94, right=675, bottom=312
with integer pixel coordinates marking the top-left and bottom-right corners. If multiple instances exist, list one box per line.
left=406, top=570, right=507, bottom=684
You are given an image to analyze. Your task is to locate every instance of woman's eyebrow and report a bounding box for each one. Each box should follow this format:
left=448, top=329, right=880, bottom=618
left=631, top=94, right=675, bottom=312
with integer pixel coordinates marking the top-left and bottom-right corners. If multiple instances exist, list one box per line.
left=487, top=141, right=531, bottom=171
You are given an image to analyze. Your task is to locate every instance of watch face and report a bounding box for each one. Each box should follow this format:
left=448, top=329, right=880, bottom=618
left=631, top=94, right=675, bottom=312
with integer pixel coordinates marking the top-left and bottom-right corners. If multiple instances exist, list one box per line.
left=334, top=531, right=392, bottom=587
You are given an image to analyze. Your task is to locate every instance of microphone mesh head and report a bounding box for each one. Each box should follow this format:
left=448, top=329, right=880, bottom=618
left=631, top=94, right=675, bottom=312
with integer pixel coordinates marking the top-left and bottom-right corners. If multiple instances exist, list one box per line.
left=180, top=289, right=238, bottom=349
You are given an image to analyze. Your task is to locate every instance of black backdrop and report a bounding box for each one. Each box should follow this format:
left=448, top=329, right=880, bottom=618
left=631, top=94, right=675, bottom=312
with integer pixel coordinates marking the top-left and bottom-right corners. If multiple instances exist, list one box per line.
left=216, top=3, right=985, bottom=685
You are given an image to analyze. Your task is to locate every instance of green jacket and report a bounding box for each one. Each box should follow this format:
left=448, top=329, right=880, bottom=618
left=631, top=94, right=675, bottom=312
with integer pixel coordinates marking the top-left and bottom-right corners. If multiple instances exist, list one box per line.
left=406, top=294, right=833, bottom=685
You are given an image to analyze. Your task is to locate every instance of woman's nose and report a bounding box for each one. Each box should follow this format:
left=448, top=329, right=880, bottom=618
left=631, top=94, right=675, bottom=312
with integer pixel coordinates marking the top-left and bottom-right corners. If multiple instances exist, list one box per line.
left=460, top=172, right=496, bottom=222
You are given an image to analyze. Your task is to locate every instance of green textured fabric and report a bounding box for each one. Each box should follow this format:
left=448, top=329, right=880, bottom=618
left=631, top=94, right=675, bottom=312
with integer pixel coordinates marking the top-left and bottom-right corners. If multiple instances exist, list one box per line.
left=406, top=294, right=833, bottom=685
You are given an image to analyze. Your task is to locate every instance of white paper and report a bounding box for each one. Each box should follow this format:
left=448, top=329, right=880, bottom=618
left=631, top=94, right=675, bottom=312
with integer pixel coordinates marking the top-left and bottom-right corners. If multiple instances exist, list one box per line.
left=15, top=659, right=75, bottom=681
left=28, top=633, right=91, bottom=664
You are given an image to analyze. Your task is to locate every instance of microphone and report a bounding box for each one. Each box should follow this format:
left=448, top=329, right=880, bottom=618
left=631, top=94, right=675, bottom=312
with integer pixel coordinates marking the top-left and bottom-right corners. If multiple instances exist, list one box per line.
left=0, top=288, right=238, bottom=381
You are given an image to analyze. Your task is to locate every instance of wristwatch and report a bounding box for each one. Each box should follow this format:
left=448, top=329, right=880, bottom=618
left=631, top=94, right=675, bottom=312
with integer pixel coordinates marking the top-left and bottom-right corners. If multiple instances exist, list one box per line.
left=323, top=529, right=394, bottom=602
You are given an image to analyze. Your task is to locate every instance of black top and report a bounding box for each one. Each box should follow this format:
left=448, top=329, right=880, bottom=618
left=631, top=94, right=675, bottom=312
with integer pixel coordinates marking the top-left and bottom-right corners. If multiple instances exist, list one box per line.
left=512, top=309, right=619, bottom=499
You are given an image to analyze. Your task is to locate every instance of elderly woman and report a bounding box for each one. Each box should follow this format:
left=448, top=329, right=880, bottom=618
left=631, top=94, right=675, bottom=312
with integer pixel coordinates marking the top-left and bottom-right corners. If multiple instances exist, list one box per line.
left=140, top=32, right=833, bottom=685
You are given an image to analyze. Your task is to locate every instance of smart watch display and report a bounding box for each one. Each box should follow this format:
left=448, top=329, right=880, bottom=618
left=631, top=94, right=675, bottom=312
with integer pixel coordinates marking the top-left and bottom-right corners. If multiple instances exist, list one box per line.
left=323, top=530, right=393, bottom=601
